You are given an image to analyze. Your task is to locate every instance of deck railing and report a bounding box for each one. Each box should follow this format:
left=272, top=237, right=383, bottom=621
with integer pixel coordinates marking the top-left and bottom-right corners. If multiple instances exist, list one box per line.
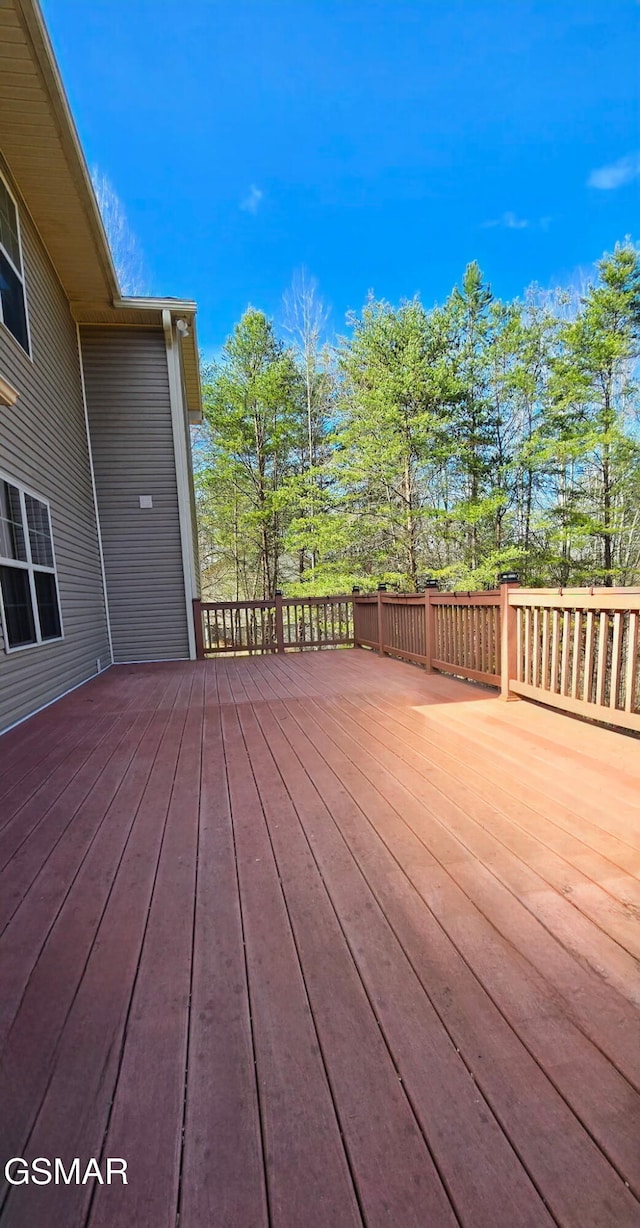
left=430, top=590, right=502, bottom=685
left=195, top=586, right=640, bottom=732
left=352, top=590, right=502, bottom=685
left=193, top=595, right=353, bottom=657
left=352, top=593, right=428, bottom=665
left=508, top=587, right=640, bottom=733
left=352, top=585, right=640, bottom=731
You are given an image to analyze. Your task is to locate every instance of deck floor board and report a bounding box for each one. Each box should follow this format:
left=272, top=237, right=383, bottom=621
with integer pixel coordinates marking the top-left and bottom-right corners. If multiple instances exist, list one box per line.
left=179, top=667, right=268, bottom=1228
left=1, top=651, right=639, bottom=1228
left=0, top=670, right=190, bottom=1228
left=221, top=697, right=364, bottom=1228
left=318, top=694, right=640, bottom=985
left=269, top=694, right=640, bottom=1209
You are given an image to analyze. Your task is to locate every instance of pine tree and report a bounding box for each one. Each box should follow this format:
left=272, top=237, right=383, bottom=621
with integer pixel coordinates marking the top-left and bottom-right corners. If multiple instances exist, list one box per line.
left=196, top=246, right=640, bottom=598
left=544, top=243, right=640, bottom=583
left=201, top=309, right=300, bottom=598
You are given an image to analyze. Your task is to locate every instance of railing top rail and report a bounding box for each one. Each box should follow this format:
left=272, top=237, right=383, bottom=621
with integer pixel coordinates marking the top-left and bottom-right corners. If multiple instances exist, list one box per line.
left=199, top=594, right=354, bottom=610
left=353, top=589, right=502, bottom=602
left=513, top=585, right=640, bottom=595
left=199, top=599, right=275, bottom=610
left=352, top=592, right=501, bottom=605
left=429, top=591, right=500, bottom=605
left=509, top=590, right=640, bottom=610
left=379, top=594, right=426, bottom=604
left=281, top=594, right=353, bottom=604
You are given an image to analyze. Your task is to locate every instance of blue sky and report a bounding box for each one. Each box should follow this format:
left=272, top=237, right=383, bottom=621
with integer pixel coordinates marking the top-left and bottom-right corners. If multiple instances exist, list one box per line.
left=43, top=0, right=639, bottom=355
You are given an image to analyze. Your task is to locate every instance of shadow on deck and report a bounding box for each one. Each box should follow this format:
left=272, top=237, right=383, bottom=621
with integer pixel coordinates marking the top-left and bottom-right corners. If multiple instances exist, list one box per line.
left=1, top=649, right=639, bottom=1227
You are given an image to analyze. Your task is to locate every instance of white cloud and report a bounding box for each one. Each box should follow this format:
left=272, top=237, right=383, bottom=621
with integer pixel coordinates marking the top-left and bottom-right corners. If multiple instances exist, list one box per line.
left=240, top=184, right=264, bottom=214
left=501, top=210, right=529, bottom=229
left=91, top=167, right=149, bottom=295
left=588, top=153, right=640, bottom=190
left=482, top=211, right=550, bottom=231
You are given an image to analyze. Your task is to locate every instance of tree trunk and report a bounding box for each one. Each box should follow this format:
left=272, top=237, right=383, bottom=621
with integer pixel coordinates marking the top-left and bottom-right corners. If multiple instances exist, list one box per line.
left=602, top=380, right=613, bottom=585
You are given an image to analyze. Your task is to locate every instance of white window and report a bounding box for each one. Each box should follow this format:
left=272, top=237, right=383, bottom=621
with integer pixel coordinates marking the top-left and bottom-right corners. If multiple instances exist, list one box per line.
left=0, top=476, right=62, bottom=651
left=0, top=171, right=30, bottom=354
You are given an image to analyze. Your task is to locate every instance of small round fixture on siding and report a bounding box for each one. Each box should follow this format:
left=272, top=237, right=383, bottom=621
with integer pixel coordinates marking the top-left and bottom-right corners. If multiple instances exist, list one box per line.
left=176, top=318, right=190, bottom=337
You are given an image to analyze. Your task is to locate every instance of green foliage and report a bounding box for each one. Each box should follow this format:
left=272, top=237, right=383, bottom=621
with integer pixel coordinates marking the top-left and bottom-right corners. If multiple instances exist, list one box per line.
left=197, top=243, right=640, bottom=597
left=199, top=308, right=301, bottom=598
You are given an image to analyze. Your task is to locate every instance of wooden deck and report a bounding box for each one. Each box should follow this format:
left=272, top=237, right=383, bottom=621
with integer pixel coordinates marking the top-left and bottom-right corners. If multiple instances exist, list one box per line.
left=1, top=650, right=639, bottom=1228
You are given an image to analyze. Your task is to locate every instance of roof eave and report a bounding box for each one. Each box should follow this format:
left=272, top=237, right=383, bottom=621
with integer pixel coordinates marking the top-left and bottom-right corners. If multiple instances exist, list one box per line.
left=14, top=0, right=121, bottom=303
left=75, top=298, right=203, bottom=422
left=116, top=296, right=199, bottom=313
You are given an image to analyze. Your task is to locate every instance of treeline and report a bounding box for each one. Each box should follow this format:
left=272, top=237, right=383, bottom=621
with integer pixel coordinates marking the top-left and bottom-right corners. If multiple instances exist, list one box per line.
left=196, top=245, right=640, bottom=598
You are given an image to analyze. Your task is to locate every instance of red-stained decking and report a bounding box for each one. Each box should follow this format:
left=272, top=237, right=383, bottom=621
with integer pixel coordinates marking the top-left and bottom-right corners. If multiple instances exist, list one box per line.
left=1, top=649, right=639, bottom=1228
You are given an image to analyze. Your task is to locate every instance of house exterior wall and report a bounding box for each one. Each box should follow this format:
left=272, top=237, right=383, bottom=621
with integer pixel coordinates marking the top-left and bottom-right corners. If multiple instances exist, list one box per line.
left=0, top=155, right=111, bottom=732
left=80, top=326, right=192, bottom=662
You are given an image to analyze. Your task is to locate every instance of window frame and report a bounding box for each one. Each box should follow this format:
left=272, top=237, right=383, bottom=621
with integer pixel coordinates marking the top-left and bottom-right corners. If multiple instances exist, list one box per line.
left=0, top=168, right=32, bottom=359
left=0, top=471, right=64, bottom=653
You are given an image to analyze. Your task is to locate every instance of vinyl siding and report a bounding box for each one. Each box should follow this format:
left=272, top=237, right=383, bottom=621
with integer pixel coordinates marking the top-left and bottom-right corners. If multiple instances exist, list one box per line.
left=80, top=327, right=191, bottom=662
left=0, top=155, right=111, bottom=733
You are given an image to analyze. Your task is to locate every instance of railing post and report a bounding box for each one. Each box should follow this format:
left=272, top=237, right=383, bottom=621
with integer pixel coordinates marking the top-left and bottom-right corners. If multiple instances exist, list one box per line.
left=351, top=588, right=360, bottom=648
left=423, top=581, right=439, bottom=672
left=376, top=590, right=385, bottom=656
left=274, top=591, right=285, bottom=654
left=193, top=598, right=205, bottom=660
left=499, top=577, right=520, bottom=700
left=424, top=591, right=434, bottom=672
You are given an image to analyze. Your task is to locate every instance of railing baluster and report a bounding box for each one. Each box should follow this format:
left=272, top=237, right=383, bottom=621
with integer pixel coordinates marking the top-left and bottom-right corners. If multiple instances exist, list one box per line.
left=571, top=612, right=582, bottom=698
left=522, top=608, right=530, bottom=684
left=609, top=612, right=623, bottom=709
left=541, top=608, right=550, bottom=689
left=595, top=611, right=608, bottom=707
left=583, top=610, right=595, bottom=702
left=560, top=611, right=570, bottom=696
left=624, top=612, right=638, bottom=713
left=532, top=608, right=540, bottom=688
left=549, top=609, right=559, bottom=692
